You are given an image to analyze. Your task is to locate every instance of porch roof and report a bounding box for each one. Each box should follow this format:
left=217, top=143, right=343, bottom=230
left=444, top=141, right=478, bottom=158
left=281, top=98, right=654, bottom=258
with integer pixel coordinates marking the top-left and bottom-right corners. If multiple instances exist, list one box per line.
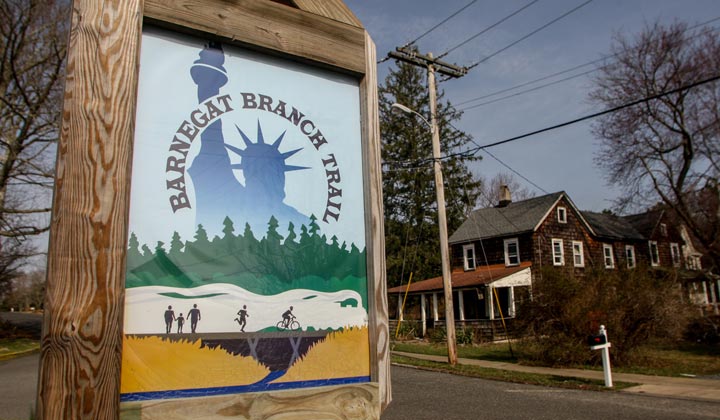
left=388, top=262, right=532, bottom=294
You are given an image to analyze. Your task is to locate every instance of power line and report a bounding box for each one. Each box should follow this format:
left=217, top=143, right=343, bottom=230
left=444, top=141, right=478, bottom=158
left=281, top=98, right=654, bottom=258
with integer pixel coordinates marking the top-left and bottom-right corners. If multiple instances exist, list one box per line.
left=466, top=0, right=594, bottom=70
left=456, top=57, right=606, bottom=106
left=460, top=67, right=598, bottom=110
left=467, top=73, right=720, bottom=152
left=437, top=0, right=540, bottom=59
left=379, top=0, right=479, bottom=63
left=456, top=16, right=720, bottom=106
left=403, top=0, right=479, bottom=48
left=446, top=121, right=549, bottom=194
left=480, top=149, right=549, bottom=194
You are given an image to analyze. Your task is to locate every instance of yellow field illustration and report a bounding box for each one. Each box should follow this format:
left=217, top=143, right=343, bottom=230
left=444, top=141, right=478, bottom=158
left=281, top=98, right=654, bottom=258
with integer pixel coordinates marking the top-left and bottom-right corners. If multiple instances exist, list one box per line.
left=121, top=336, right=270, bottom=393
left=276, top=327, right=370, bottom=383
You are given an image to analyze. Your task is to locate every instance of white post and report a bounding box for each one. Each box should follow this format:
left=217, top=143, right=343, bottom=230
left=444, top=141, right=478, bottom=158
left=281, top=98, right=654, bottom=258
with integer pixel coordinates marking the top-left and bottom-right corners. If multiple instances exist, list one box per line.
left=508, top=286, right=516, bottom=317
left=599, top=325, right=613, bottom=387
left=702, top=281, right=710, bottom=305
left=487, top=287, right=495, bottom=320
left=420, top=293, right=427, bottom=337
left=458, top=290, right=465, bottom=321
left=432, top=293, right=439, bottom=321
left=398, top=293, right=403, bottom=322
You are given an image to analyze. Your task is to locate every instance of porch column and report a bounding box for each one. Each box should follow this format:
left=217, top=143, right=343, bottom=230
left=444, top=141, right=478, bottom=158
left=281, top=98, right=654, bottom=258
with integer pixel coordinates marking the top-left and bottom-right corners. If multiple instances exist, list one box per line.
left=508, top=286, right=516, bottom=317
left=709, top=283, right=718, bottom=313
left=702, top=282, right=710, bottom=305
left=420, top=293, right=427, bottom=337
left=458, top=290, right=465, bottom=321
left=398, top=293, right=403, bottom=321
left=487, top=286, right=495, bottom=320
left=432, top=293, right=439, bottom=321
left=716, top=280, right=720, bottom=315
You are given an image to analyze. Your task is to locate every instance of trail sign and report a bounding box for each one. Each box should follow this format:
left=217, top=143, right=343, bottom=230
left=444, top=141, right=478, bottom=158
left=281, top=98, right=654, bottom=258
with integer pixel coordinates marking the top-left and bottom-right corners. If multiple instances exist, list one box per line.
left=38, top=1, right=389, bottom=419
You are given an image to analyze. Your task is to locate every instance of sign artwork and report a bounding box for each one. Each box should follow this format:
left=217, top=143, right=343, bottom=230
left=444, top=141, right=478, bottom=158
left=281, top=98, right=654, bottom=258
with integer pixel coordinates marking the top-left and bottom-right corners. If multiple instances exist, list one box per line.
left=120, top=28, right=370, bottom=401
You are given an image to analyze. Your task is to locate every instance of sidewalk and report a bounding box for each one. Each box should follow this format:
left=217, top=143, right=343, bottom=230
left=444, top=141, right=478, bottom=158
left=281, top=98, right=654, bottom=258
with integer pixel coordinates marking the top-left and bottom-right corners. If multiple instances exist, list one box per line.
left=392, top=351, right=720, bottom=403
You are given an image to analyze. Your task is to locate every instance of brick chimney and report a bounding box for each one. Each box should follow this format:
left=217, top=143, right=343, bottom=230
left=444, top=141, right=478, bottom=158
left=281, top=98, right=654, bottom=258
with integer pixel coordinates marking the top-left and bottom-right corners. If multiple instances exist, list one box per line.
left=497, top=184, right=512, bottom=207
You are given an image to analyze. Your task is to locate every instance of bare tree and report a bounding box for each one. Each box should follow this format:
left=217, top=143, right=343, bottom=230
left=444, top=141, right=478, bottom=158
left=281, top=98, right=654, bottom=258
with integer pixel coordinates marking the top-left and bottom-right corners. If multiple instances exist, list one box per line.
left=589, top=21, right=720, bottom=271
left=0, top=0, right=69, bottom=289
left=0, top=0, right=68, bottom=238
left=476, top=172, right=535, bottom=208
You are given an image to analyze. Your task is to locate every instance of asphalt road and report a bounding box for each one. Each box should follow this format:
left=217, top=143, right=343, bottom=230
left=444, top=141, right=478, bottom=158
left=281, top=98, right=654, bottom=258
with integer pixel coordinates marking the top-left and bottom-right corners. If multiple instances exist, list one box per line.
left=0, top=354, right=38, bottom=420
left=2, top=356, right=719, bottom=420
left=381, top=366, right=720, bottom=420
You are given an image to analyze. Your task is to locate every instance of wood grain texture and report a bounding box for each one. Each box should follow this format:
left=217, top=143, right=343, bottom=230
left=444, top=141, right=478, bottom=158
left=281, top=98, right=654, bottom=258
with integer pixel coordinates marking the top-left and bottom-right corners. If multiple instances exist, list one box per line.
left=291, top=0, right=363, bottom=27
left=359, top=31, right=392, bottom=411
left=37, top=0, right=144, bottom=419
left=144, top=0, right=366, bottom=75
left=120, top=383, right=379, bottom=419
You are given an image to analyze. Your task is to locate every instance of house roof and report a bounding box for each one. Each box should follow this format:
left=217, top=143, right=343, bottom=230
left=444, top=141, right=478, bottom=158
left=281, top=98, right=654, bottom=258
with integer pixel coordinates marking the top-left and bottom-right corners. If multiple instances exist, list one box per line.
left=449, top=191, right=594, bottom=244
left=623, top=209, right=665, bottom=238
left=581, top=211, right=645, bottom=241
left=387, top=262, right=532, bottom=294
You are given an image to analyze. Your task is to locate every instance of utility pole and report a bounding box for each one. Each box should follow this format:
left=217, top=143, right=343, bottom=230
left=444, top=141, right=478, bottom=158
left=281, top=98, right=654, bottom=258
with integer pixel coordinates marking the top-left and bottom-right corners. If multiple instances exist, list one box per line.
left=388, top=47, right=466, bottom=365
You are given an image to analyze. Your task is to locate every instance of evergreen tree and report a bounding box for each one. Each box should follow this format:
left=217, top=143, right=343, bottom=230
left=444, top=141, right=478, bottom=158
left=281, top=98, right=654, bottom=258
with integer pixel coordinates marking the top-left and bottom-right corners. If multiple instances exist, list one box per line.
left=222, top=216, right=235, bottom=239
left=380, top=58, right=482, bottom=287
left=169, top=231, right=184, bottom=258
left=126, top=232, right=143, bottom=268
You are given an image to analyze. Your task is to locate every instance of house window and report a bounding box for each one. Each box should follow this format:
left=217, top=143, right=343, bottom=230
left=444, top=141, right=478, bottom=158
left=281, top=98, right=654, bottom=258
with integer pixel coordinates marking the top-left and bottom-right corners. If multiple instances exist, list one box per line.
left=463, top=244, right=476, bottom=271
left=557, top=207, right=567, bottom=224
left=625, top=245, right=636, bottom=269
left=552, top=239, right=564, bottom=266
left=572, top=241, right=584, bottom=267
left=649, top=241, right=660, bottom=266
left=504, top=238, right=520, bottom=266
left=660, top=223, right=667, bottom=237
left=603, top=244, right=615, bottom=269
left=670, top=243, right=681, bottom=267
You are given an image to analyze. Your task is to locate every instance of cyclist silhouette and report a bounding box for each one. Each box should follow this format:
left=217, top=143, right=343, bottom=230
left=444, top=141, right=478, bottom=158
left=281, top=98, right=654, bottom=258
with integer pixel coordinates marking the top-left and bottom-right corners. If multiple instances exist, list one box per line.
left=277, top=306, right=300, bottom=330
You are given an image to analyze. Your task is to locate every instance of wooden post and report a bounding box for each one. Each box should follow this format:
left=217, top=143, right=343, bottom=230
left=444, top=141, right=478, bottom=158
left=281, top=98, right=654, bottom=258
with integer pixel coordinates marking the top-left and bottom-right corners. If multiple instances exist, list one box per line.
left=37, top=0, right=144, bottom=418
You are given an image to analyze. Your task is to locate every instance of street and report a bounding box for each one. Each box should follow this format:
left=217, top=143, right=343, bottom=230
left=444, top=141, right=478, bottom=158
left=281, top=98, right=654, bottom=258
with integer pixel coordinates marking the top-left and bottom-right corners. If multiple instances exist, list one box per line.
left=1, top=353, right=719, bottom=420
left=381, top=366, right=720, bottom=420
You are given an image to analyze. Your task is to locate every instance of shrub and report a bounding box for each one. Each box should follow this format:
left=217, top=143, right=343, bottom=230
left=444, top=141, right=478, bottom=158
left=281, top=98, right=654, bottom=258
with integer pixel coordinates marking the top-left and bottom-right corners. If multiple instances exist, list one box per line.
left=684, top=315, right=719, bottom=345
left=515, top=267, right=691, bottom=366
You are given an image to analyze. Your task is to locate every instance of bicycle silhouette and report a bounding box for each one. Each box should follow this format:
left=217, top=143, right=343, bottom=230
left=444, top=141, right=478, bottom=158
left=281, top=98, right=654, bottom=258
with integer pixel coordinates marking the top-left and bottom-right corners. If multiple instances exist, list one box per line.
left=276, top=315, right=301, bottom=331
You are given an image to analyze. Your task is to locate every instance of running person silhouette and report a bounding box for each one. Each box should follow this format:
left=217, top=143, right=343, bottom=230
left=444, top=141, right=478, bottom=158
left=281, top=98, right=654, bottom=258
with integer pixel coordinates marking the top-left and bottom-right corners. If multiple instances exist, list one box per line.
left=235, top=305, right=249, bottom=332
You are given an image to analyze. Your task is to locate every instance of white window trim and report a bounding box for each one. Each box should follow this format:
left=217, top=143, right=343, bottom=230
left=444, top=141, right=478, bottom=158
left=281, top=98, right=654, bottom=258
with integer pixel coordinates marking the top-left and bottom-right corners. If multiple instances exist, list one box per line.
left=557, top=206, right=567, bottom=224
left=670, top=242, right=681, bottom=267
left=463, top=244, right=476, bottom=271
left=572, top=241, right=584, bottom=267
left=603, top=244, right=615, bottom=269
left=504, top=238, right=520, bottom=267
left=649, top=241, right=660, bottom=266
left=552, top=238, right=564, bottom=266
left=625, top=245, right=636, bottom=269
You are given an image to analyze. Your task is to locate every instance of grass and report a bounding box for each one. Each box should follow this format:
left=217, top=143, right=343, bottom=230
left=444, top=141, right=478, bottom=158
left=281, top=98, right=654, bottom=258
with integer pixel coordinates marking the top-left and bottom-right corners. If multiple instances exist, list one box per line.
left=392, top=339, right=720, bottom=378
left=612, top=342, right=720, bottom=377
left=391, top=354, right=638, bottom=391
left=0, top=338, right=39, bottom=360
left=392, top=341, right=517, bottom=363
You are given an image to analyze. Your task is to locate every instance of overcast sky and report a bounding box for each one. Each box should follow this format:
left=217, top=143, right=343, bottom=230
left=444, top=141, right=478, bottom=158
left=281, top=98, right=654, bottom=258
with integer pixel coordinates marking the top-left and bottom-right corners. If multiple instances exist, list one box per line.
left=344, top=0, right=720, bottom=212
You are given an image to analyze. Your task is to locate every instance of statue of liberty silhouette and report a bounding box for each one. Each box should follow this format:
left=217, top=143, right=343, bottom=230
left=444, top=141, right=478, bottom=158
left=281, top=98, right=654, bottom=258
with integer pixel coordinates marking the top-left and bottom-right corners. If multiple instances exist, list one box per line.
left=187, top=42, right=310, bottom=237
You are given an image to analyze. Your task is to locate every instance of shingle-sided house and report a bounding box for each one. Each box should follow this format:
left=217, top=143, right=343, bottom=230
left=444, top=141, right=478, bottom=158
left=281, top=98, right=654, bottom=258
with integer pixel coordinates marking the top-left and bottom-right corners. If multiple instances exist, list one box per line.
left=388, top=190, right=709, bottom=337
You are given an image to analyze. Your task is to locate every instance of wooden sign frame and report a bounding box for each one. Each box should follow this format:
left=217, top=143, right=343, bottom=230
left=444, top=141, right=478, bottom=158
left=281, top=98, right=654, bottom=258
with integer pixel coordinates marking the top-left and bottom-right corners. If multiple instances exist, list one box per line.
left=38, top=1, right=389, bottom=418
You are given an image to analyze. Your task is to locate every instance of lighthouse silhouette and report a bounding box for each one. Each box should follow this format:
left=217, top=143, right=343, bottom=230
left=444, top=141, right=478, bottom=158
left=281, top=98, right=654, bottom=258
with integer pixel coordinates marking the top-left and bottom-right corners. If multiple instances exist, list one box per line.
left=187, top=42, right=310, bottom=237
